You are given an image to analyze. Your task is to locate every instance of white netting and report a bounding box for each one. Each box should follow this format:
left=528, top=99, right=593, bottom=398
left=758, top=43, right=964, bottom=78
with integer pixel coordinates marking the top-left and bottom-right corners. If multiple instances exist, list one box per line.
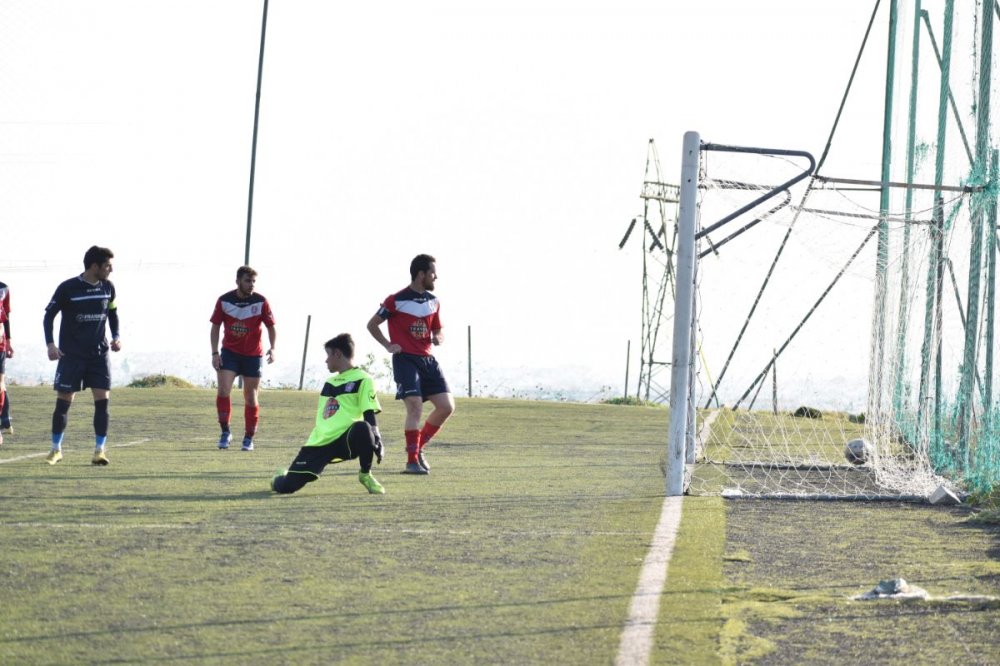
left=682, top=1, right=1000, bottom=499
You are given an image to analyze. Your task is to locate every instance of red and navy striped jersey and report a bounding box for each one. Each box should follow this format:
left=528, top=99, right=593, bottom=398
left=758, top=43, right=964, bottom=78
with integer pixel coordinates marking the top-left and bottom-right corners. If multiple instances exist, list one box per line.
left=43, top=277, right=119, bottom=358
left=376, top=288, right=441, bottom=356
left=210, top=290, right=275, bottom=357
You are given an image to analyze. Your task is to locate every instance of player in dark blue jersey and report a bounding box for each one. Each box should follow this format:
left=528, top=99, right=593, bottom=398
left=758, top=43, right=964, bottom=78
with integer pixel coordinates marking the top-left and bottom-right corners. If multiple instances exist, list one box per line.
left=42, top=246, right=122, bottom=465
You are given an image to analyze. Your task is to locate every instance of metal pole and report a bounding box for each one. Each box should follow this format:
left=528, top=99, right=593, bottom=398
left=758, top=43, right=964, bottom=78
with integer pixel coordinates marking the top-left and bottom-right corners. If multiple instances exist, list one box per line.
left=959, top=0, right=993, bottom=457
left=919, top=0, right=954, bottom=441
left=686, top=273, right=697, bottom=465
left=892, top=0, right=923, bottom=417
left=871, top=0, right=899, bottom=418
left=772, top=349, right=778, bottom=415
left=245, top=0, right=269, bottom=266
left=624, top=339, right=631, bottom=400
left=984, top=149, right=998, bottom=426
left=467, top=325, right=472, bottom=398
left=298, top=314, right=311, bottom=390
left=667, top=131, right=699, bottom=496
left=934, top=198, right=945, bottom=447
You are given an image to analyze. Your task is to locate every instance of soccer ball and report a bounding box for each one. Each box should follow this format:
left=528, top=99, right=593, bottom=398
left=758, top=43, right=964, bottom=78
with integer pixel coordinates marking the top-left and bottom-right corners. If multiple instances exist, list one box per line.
left=844, top=438, right=870, bottom=465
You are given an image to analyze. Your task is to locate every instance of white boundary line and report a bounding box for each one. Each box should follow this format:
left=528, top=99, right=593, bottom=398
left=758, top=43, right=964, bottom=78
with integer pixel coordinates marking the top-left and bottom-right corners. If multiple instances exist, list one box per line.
left=614, top=495, right=684, bottom=666
left=0, top=437, right=151, bottom=464
left=615, top=410, right=717, bottom=665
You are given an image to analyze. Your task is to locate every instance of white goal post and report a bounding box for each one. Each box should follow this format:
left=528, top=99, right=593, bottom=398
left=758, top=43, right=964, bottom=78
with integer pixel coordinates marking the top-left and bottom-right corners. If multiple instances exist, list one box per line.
left=666, top=131, right=700, bottom=496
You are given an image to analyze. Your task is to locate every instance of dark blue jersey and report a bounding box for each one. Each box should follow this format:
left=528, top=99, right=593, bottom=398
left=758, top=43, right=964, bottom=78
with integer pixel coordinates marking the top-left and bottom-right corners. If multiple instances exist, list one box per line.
left=43, top=276, right=119, bottom=358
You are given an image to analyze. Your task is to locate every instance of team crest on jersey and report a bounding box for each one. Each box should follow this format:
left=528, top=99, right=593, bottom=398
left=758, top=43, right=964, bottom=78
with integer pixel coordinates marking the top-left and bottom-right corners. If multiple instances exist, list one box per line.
left=409, top=319, right=429, bottom=339
left=230, top=321, right=249, bottom=337
left=324, top=397, right=341, bottom=419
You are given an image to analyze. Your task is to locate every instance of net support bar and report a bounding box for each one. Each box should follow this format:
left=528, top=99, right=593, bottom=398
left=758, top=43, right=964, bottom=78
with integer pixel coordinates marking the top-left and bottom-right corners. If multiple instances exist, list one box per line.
left=667, top=131, right=700, bottom=496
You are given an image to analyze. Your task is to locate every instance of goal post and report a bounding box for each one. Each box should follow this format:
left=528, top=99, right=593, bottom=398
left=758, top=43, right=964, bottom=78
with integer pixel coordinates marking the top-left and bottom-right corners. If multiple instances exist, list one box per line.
left=666, top=131, right=700, bottom=496
left=663, top=128, right=994, bottom=500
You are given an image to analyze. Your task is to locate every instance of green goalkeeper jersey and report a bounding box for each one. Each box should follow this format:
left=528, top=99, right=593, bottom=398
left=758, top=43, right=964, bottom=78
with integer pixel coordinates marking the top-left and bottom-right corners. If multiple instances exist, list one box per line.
left=304, top=367, right=381, bottom=447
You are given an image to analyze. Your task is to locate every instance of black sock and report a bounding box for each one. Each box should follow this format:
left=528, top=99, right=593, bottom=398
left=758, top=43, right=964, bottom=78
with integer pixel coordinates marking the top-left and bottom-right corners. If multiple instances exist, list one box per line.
left=52, top=398, right=71, bottom=435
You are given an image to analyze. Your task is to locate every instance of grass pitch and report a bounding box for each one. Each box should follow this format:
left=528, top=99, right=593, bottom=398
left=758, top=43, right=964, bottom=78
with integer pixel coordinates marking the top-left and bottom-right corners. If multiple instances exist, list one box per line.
left=3, top=388, right=999, bottom=665
left=0, top=387, right=670, bottom=665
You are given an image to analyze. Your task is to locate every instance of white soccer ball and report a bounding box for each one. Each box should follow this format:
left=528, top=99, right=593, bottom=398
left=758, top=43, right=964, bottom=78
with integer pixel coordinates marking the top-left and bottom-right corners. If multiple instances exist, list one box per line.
left=844, top=438, right=870, bottom=465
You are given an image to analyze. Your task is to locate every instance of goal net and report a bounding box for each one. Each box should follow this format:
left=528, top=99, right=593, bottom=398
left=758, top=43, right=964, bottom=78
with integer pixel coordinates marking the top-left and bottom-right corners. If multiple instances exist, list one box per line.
left=668, top=0, right=1000, bottom=500
left=673, top=133, right=999, bottom=499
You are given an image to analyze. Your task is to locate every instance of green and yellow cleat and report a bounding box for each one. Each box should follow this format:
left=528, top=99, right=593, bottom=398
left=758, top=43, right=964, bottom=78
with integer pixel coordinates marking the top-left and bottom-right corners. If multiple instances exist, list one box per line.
left=92, top=450, right=110, bottom=466
left=45, top=450, right=63, bottom=465
left=358, top=471, right=385, bottom=495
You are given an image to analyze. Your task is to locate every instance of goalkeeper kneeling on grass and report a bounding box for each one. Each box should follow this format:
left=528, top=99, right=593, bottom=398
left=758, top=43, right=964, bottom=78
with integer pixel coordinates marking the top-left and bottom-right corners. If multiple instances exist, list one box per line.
left=271, top=333, right=386, bottom=495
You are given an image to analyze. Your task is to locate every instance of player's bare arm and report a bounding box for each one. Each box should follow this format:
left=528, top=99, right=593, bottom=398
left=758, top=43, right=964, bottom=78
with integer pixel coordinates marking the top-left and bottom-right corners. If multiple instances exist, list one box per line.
left=367, top=314, right=401, bottom=354
left=431, top=329, right=443, bottom=346
left=210, top=322, right=222, bottom=370
left=265, top=324, right=277, bottom=364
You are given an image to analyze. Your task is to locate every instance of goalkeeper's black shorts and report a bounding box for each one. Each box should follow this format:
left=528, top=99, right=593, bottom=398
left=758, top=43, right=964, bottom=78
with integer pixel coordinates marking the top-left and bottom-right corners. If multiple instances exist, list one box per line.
left=287, top=422, right=371, bottom=478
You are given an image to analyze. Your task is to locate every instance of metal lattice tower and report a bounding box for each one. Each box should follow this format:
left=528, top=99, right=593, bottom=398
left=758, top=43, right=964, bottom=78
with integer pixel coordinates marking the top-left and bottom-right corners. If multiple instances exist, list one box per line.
left=619, top=139, right=680, bottom=402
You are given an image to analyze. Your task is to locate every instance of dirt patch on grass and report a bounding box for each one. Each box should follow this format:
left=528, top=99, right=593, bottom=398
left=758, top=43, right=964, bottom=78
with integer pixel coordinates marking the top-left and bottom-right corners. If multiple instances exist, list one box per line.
left=723, top=500, right=1000, bottom=665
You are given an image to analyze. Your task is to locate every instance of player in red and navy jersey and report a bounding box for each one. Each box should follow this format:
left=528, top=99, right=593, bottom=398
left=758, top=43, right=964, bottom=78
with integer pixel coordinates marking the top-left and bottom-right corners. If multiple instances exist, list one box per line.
left=0, top=280, right=12, bottom=446
left=42, top=246, right=122, bottom=465
left=366, top=253, right=455, bottom=474
left=209, top=266, right=276, bottom=451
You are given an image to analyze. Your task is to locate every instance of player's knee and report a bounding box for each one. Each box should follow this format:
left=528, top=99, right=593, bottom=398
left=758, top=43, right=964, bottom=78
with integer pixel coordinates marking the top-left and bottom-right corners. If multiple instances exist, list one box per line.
left=435, top=397, right=455, bottom=419
left=404, top=399, right=422, bottom=418
left=347, top=421, right=376, bottom=450
left=274, top=473, right=312, bottom=494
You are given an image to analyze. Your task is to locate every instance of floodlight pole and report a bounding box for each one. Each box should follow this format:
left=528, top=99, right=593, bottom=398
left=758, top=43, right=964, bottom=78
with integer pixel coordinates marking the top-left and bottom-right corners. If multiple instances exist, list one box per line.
left=245, top=0, right=269, bottom=266
left=667, top=131, right=700, bottom=496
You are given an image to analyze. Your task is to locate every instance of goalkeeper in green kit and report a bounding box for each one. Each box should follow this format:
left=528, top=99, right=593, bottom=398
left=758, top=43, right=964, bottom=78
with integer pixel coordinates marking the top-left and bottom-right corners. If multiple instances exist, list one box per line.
left=271, top=333, right=386, bottom=495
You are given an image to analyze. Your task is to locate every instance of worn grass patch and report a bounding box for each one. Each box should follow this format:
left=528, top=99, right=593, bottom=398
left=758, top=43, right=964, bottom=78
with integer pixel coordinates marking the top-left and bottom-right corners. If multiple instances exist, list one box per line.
left=723, top=500, right=1000, bottom=665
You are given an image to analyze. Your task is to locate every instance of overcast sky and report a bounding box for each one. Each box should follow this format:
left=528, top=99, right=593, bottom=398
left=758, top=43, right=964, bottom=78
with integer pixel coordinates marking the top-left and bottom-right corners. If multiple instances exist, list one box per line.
left=0, top=1, right=936, bottom=404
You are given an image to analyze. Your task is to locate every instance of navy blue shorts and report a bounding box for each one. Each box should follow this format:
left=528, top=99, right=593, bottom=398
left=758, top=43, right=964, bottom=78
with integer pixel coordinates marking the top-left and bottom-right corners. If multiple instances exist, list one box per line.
left=54, top=354, right=111, bottom=393
left=392, top=353, right=450, bottom=400
left=220, top=348, right=263, bottom=378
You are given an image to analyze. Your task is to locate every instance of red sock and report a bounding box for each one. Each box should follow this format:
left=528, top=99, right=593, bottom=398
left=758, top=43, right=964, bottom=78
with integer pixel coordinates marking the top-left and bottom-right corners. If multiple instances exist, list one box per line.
left=405, top=429, right=422, bottom=463
left=216, top=396, right=231, bottom=430
left=419, top=422, right=441, bottom=449
left=245, top=404, right=260, bottom=438
left=0, top=390, right=6, bottom=417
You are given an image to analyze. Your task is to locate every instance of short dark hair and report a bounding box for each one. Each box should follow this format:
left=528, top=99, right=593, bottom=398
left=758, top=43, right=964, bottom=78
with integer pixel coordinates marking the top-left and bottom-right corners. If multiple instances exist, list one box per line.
left=324, top=333, right=355, bottom=360
left=83, top=246, right=114, bottom=270
left=236, top=266, right=257, bottom=280
left=410, top=254, right=436, bottom=280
